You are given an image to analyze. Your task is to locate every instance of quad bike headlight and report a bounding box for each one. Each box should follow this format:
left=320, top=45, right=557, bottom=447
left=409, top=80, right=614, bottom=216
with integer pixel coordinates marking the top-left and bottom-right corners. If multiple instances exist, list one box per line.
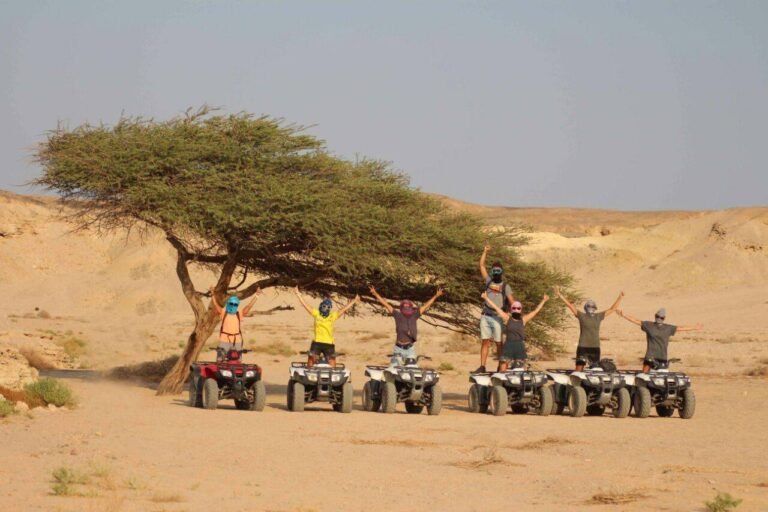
left=331, top=374, right=341, bottom=383
left=307, top=373, right=318, bottom=382
left=653, top=378, right=665, bottom=386
left=245, top=370, right=255, bottom=378
left=220, top=370, right=233, bottom=378
left=425, top=374, right=434, bottom=382
left=588, top=376, right=600, bottom=385
left=508, top=376, right=521, bottom=384
left=401, top=373, right=411, bottom=381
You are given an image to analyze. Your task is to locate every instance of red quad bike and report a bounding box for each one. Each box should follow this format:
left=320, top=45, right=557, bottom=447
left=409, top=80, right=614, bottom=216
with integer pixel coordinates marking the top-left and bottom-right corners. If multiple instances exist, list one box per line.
left=189, top=347, right=266, bottom=411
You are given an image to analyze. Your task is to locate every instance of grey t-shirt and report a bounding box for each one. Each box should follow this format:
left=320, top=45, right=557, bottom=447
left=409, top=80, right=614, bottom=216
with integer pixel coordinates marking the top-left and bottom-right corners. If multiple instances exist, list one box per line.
left=393, top=310, right=421, bottom=345
left=576, top=311, right=606, bottom=348
left=482, top=278, right=513, bottom=316
left=640, top=321, right=677, bottom=360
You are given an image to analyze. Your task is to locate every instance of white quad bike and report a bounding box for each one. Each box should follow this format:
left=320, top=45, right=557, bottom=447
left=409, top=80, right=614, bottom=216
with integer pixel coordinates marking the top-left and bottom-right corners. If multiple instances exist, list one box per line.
left=362, top=355, right=442, bottom=415
left=620, top=358, right=695, bottom=419
left=546, top=358, right=631, bottom=418
left=286, top=352, right=353, bottom=413
left=468, top=361, right=553, bottom=416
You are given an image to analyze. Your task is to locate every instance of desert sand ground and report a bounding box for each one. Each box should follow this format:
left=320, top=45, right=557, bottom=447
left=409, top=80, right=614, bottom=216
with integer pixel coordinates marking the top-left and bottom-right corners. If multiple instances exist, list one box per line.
left=1, top=191, right=767, bottom=511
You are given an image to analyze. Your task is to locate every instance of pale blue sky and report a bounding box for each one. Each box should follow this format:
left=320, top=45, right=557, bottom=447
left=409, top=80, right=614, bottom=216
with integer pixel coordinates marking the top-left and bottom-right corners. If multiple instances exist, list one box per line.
left=1, top=1, right=766, bottom=209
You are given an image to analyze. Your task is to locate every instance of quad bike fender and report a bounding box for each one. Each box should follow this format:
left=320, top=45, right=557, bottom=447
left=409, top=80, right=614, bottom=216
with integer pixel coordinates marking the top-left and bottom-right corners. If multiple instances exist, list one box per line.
left=546, top=372, right=571, bottom=386
left=198, top=364, right=220, bottom=380
left=470, top=374, right=492, bottom=386
left=569, top=375, right=583, bottom=388
left=383, top=369, right=398, bottom=383
left=633, top=373, right=651, bottom=386
left=365, top=368, right=385, bottom=381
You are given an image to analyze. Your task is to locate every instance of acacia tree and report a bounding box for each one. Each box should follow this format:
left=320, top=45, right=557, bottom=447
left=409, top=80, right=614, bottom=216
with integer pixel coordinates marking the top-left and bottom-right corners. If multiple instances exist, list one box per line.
left=35, top=108, right=574, bottom=394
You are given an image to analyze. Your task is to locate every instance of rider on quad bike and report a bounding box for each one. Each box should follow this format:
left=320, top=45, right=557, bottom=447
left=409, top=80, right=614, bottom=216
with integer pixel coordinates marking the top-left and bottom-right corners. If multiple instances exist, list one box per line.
left=294, top=287, right=360, bottom=368
left=209, top=285, right=260, bottom=361
left=554, top=286, right=624, bottom=371
left=368, top=285, right=444, bottom=366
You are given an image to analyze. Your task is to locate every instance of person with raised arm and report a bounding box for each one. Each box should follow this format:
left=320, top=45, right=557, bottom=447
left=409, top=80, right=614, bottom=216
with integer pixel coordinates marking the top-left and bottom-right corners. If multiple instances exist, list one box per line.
left=554, top=286, right=624, bottom=371
left=294, top=286, right=360, bottom=368
left=209, top=286, right=260, bottom=360
left=369, top=285, right=444, bottom=366
left=475, top=243, right=515, bottom=373
left=481, top=292, right=549, bottom=372
left=616, top=307, right=703, bottom=373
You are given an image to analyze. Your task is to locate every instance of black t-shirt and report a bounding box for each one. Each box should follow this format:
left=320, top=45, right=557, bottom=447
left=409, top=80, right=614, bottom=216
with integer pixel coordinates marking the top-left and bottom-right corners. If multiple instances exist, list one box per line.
left=393, top=309, right=421, bottom=345
left=641, top=321, right=677, bottom=360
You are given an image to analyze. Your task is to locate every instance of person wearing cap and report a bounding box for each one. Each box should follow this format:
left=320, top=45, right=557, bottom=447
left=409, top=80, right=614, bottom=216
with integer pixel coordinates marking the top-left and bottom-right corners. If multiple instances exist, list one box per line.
left=616, top=307, right=703, bottom=373
left=476, top=244, right=516, bottom=373
left=209, top=286, right=261, bottom=360
left=481, top=292, right=549, bottom=371
left=554, top=286, right=624, bottom=371
left=294, top=286, right=360, bottom=368
left=369, top=285, right=444, bottom=366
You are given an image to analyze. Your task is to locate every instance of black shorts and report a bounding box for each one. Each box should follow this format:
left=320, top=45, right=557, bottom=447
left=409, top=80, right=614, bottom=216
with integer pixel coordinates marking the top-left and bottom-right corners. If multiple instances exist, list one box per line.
left=500, top=341, right=527, bottom=362
left=309, top=341, right=336, bottom=358
left=576, top=346, right=601, bottom=365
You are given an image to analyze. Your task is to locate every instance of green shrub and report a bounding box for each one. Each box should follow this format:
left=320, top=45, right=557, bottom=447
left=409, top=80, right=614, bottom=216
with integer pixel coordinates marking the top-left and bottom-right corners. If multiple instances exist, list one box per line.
left=706, top=492, right=743, bottom=512
left=50, top=466, right=89, bottom=496
left=438, top=362, right=456, bottom=371
left=24, top=378, right=76, bottom=408
left=0, top=398, right=16, bottom=418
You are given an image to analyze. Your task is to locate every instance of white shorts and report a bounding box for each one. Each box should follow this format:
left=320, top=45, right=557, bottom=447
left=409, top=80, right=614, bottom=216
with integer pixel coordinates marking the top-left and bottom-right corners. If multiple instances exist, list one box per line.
left=479, top=314, right=503, bottom=343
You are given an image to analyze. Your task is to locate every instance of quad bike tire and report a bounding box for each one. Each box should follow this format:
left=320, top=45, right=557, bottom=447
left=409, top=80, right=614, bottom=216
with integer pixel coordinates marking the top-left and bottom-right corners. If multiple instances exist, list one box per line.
left=362, top=381, right=381, bottom=412
left=551, top=400, right=566, bottom=416
left=612, top=387, right=631, bottom=418
left=405, top=401, right=424, bottom=414
left=202, top=378, right=219, bottom=410
left=632, top=386, right=651, bottom=418
left=568, top=386, right=587, bottom=417
left=427, top=385, right=442, bottom=416
left=533, top=386, right=553, bottom=416
left=679, top=387, right=695, bottom=419
left=290, top=380, right=305, bottom=412
left=586, top=404, right=605, bottom=416
left=381, top=381, right=397, bottom=414
left=338, top=382, right=353, bottom=413
left=490, top=385, right=508, bottom=416
left=188, top=374, right=202, bottom=408
left=250, top=380, right=266, bottom=411
left=468, top=384, right=488, bottom=414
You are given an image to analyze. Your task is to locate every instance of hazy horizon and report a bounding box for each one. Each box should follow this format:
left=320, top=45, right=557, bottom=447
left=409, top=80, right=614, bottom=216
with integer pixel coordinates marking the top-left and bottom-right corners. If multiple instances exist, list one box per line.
left=1, top=1, right=766, bottom=210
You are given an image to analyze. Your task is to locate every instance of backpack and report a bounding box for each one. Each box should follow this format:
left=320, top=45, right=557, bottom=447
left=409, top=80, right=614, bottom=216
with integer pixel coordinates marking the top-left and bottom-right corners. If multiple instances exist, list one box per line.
left=484, top=280, right=511, bottom=313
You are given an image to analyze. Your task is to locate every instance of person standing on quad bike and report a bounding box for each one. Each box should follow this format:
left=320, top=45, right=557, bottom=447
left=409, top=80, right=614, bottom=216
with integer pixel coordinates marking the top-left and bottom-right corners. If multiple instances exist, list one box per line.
left=209, top=286, right=261, bottom=360
left=616, top=308, right=703, bottom=373
left=294, top=286, right=360, bottom=368
left=554, top=286, right=624, bottom=371
left=475, top=244, right=516, bottom=373
left=368, top=285, right=444, bottom=366
left=481, top=292, right=549, bottom=372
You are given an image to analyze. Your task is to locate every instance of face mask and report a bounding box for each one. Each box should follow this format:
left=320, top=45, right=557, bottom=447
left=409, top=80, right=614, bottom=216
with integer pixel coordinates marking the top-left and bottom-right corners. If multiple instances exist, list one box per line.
left=225, top=297, right=240, bottom=315
left=511, top=312, right=522, bottom=320
left=655, top=317, right=665, bottom=326
left=400, top=301, right=415, bottom=317
left=491, top=268, right=503, bottom=283
left=319, top=299, right=332, bottom=318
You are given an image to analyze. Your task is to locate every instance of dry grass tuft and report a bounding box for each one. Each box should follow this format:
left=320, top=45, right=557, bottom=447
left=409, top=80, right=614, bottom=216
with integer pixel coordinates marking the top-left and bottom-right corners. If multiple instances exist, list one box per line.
left=106, top=355, right=179, bottom=383
left=249, top=341, right=294, bottom=357
left=19, top=347, right=56, bottom=370
left=756, top=482, right=768, bottom=488
left=509, top=436, right=575, bottom=450
left=150, top=492, right=185, bottom=503
left=442, top=332, right=476, bottom=353
left=359, top=332, right=389, bottom=342
left=451, top=444, right=517, bottom=470
left=588, top=490, right=648, bottom=505
left=349, top=438, right=438, bottom=448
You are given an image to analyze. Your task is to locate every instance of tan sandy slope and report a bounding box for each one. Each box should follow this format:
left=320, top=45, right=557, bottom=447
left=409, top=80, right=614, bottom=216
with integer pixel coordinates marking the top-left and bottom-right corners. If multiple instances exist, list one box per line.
left=1, top=190, right=767, bottom=511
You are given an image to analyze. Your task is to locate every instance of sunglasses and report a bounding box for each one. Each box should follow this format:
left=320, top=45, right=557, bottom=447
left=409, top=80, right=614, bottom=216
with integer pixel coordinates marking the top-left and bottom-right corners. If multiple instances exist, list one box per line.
left=655, top=316, right=665, bottom=320
left=511, top=307, right=522, bottom=312
left=227, top=302, right=238, bottom=306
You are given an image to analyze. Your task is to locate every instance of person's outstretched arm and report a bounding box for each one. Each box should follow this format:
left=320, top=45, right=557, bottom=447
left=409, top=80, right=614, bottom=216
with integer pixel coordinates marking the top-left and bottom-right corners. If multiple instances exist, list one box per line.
left=554, top=286, right=578, bottom=317
left=241, top=289, right=261, bottom=317
left=338, top=295, right=361, bottom=318
left=676, top=323, right=704, bottom=332
left=481, top=292, right=509, bottom=322
left=479, top=244, right=491, bottom=281
left=293, top=287, right=313, bottom=315
left=419, top=287, right=444, bottom=315
left=603, top=291, right=625, bottom=317
left=209, top=286, right=224, bottom=316
left=616, top=309, right=642, bottom=327
left=369, top=286, right=394, bottom=314
left=523, top=294, right=549, bottom=325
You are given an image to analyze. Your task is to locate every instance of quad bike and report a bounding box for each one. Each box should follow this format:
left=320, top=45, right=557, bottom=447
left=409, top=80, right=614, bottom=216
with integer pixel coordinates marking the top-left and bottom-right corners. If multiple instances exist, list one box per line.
left=189, top=346, right=266, bottom=411
left=546, top=357, right=630, bottom=418
left=469, top=360, right=552, bottom=416
left=620, top=358, right=695, bottom=419
left=362, top=355, right=442, bottom=415
left=286, top=352, right=353, bottom=413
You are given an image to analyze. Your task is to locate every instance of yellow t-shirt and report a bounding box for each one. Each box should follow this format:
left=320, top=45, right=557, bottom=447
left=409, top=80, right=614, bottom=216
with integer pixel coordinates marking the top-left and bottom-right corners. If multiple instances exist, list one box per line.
left=311, top=309, right=339, bottom=344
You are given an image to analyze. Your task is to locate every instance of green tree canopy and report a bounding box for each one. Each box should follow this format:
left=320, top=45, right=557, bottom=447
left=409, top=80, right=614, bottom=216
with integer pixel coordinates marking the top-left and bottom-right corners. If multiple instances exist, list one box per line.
left=35, top=107, right=574, bottom=394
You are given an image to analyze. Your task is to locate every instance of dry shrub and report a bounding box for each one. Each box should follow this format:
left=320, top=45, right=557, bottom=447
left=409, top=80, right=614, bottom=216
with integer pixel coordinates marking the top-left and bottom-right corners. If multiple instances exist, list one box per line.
left=589, top=490, right=648, bottom=505
left=25, top=378, right=76, bottom=407
left=359, top=332, right=389, bottom=342
left=106, top=355, right=179, bottom=383
left=249, top=341, right=294, bottom=357
left=509, top=436, right=575, bottom=450
left=349, top=438, right=438, bottom=448
left=150, top=492, right=185, bottom=503
left=442, top=332, right=476, bottom=353
left=19, top=347, right=56, bottom=370
left=0, top=385, right=28, bottom=403
left=452, top=444, right=515, bottom=470
left=744, top=366, right=768, bottom=377
left=57, top=336, right=87, bottom=359
left=756, top=482, right=768, bottom=488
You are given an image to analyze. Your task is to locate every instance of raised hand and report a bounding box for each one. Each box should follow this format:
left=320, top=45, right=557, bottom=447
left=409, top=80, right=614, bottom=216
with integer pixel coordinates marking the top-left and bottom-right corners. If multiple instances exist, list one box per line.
left=483, top=244, right=491, bottom=253
left=369, top=286, right=377, bottom=295
left=435, top=287, right=444, bottom=298
left=354, top=294, right=361, bottom=302
left=293, top=286, right=301, bottom=296
left=542, top=294, right=550, bottom=302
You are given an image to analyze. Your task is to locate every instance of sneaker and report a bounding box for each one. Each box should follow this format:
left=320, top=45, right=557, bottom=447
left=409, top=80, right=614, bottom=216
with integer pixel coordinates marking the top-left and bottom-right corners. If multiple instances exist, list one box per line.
left=473, top=365, right=486, bottom=374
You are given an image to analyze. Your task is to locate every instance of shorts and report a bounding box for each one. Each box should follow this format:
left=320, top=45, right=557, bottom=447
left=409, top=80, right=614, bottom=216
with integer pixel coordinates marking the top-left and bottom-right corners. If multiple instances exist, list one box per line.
left=480, top=314, right=504, bottom=343
left=390, top=343, right=417, bottom=367
left=500, top=340, right=527, bottom=362
left=575, top=346, right=601, bottom=365
left=309, top=341, right=336, bottom=358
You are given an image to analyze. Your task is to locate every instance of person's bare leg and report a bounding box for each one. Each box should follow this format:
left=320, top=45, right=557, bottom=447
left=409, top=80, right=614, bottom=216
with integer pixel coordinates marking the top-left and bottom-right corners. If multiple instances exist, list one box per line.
left=642, top=364, right=651, bottom=374
left=498, top=361, right=509, bottom=372
left=480, top=339, right=492, bottom=367
left=495, top=342, right=503, bottom=371
left=329, top=356, right=336, bottom=368
left=307, top=354, right=316, bottom=368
